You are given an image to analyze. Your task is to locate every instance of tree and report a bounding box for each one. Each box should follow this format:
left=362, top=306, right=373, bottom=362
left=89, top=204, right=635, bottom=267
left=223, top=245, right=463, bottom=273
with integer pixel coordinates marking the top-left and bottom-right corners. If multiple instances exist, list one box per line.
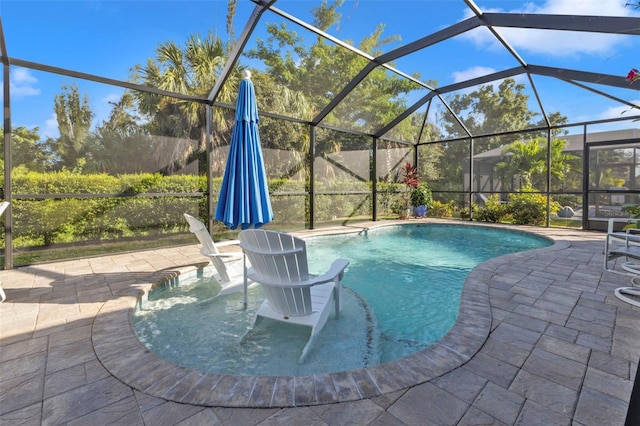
left=132, top=32, right=237, bottom=174
left=443, top=78, right=537, bottom=146
left=496, top=137, right=579, bottom=191
left=246, top=0, right=441, bottom=187
left=1, top=126, right=54, bottom=172
left=84, top=93, right=157, bottom=174
left=436, top=78, right=568, bottom=192
left=246, top=0, right=425, bottom=146
left=50, top=83, right=94, bottom=171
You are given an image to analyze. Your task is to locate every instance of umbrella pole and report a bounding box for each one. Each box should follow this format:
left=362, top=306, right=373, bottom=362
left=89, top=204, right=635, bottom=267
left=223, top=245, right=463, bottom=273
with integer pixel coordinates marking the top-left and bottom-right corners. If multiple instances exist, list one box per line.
left=243, top=252, right=248, bottom=310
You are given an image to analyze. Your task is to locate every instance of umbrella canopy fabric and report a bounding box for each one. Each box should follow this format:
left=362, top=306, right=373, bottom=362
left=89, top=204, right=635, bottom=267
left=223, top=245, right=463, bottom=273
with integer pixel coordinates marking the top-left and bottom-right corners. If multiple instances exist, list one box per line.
left=215, top=71, right=274, bottom=230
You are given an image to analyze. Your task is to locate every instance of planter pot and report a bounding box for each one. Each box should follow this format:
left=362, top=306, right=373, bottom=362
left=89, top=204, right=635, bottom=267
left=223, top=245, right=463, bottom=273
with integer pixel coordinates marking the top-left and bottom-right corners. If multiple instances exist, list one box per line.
left=414, top=205, right=427, bottom=217
left=399, top=208, right=411, bottom=219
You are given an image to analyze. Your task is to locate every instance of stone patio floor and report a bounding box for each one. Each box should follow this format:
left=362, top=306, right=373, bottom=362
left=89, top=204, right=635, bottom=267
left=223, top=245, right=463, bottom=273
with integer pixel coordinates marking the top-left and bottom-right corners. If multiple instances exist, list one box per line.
left=0, top=220, right=638, bottom=425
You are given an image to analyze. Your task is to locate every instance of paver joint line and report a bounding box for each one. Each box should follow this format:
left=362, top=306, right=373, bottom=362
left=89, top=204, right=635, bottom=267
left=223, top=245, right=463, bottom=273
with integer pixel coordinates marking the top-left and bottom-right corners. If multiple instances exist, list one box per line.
left=0, top=220, right=636, bottom=426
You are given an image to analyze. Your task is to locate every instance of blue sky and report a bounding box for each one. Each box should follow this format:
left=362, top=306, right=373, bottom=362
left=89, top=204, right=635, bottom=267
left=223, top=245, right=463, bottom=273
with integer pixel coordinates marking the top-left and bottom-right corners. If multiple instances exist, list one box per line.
left=1, top=0, right=639, bottom=139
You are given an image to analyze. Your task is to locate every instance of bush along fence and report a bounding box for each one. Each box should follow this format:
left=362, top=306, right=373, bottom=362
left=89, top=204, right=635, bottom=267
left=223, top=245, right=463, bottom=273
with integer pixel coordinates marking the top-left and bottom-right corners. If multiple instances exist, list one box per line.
left=1, top=170, right=561, bottom=265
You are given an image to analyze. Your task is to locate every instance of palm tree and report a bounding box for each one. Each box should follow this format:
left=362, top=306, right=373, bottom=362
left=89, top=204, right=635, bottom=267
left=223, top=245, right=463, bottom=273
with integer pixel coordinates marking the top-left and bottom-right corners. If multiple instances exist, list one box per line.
left=496, top=136, right=579, bottom=191
left=497, top=139, right=545, bottom=189
left=132, top=32, right=239, bottom=174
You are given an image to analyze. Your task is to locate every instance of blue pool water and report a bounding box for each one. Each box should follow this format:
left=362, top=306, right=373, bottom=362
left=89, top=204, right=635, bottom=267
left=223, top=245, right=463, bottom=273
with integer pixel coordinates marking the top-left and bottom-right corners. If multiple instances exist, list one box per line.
left=133, top=224, right=551, bottom=376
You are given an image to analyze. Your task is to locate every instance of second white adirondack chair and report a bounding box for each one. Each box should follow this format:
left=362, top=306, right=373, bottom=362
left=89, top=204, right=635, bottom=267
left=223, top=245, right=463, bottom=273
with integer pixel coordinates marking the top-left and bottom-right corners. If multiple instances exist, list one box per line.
left=184, top=213, right=248, bottom=299
left=238, top=229, right=349, bottom=363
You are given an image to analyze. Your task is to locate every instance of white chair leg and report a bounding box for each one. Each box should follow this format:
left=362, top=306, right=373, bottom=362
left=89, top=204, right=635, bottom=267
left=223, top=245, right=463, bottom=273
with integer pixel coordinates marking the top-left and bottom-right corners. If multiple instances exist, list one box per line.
left=614, top=287, right=640, bottom=307
left=298, top=332, right=320, bottom=364
left=239, top=315, right=262, bottom=344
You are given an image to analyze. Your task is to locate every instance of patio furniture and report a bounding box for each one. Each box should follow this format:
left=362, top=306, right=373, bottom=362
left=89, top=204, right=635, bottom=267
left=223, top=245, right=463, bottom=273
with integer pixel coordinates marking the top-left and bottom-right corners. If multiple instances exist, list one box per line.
left=603, top=218, right=640, bottom=272
left=238, top=229, right=349, bottom=363
left=183, top=213, right=249, bottom=299
left=603, top=218, right=640, bottom=307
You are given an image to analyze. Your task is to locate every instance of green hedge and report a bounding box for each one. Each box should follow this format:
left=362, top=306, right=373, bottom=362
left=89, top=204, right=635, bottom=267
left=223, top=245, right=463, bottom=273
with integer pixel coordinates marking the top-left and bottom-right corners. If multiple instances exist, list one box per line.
left=6, top=171, right=394, bottom=250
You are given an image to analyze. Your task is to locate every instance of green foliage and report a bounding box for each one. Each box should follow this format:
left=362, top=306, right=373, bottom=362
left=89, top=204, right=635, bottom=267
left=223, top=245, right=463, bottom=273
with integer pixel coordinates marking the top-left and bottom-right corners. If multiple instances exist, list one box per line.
left=508, top=188, right=555, bottom=226
left=474, top=194, right=509, bottom=223
left=132, top=31, right=236, bottom=175
left=623, top=203, right=640, bottom=219
left=496, top=137, right=580, bottom=191
left=50, top=83, right=94, bottom=170
left=427, top=200, right=455, bottom=218
left=459, top=206, right=473, bottom=220
left=377, top=181, right=403, bottom=215
left=6, top=170, right=388, bottom=250
left=437, top=78, right=568, bottom=192
left=472, top=189, right=557, bottom=226
left=622, top=203, right=640, bottom=230
left=1, top=126, right=54, bottom=171
left=10, top=171, right=204, bottom=248
left=246, top=0, right=428, bottom=143
left=410, top=182, right=432, bottom=207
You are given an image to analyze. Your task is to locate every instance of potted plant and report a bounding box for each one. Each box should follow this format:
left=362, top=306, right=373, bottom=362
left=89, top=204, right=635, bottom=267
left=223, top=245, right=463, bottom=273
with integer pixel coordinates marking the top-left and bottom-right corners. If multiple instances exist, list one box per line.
left=410, top=182, right=432, bottom=217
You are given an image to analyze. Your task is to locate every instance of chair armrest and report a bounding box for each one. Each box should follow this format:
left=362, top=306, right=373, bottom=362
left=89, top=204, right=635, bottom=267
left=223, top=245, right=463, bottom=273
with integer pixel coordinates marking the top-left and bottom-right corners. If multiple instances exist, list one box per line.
left=307, top=259, right=350, bottom=285
left=248, top=258, right=350, bottom=287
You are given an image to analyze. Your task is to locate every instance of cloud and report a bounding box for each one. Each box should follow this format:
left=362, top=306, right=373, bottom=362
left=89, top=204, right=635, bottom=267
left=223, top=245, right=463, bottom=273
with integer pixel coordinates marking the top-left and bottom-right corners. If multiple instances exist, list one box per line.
left=450, top=66, right=527, bottom=89
left=43, top=114, right=59, bottom=139
left=599, top=102, right=640, bottom=120
left=461, top=0, right=637, bottom=58
left=452, top=66, right=497, bottom=83
left=103, top=93, right=121, bottom=104
left=10, top=67, right=40, bottom=97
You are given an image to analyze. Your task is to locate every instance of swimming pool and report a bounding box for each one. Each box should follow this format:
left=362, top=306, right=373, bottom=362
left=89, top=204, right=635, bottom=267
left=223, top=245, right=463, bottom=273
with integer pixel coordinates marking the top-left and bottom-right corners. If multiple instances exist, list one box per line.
left=132, top=224, right=551, bottom=376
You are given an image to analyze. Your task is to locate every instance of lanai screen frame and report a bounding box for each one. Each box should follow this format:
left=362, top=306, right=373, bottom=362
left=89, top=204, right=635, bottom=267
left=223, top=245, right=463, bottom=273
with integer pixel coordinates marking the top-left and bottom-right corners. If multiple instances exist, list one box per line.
left=0, top=0, right=639, bottom=269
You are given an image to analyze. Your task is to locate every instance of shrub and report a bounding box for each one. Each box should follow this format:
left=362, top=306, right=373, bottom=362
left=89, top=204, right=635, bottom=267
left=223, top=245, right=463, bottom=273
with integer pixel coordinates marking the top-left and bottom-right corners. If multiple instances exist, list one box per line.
left=428, top=200, right=455, bottom=218
left=474, top=194, right=509, bottom=223
left=410, top=183, right=433, bottom=207
left=508, top=188, right=549, bottom=226
left=459, top=206, right=472, bottom=220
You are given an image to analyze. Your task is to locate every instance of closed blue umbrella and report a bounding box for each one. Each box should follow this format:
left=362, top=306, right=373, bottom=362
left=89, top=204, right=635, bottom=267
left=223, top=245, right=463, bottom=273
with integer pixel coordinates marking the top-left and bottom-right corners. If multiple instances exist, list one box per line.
left=215, top=70, right=273, bottom=230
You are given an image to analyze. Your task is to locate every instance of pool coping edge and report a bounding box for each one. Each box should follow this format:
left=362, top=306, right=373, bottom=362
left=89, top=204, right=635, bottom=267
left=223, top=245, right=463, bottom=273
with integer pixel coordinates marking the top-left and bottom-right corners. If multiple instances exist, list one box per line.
left=92, top=222, right=568, bottom=408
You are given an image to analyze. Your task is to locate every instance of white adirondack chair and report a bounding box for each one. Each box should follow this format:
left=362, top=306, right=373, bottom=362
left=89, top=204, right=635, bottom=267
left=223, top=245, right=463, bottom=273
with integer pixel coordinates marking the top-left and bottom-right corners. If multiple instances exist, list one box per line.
left=238, top=229, right=349, bottom=363
left=183, top=213, right=249, bottom=299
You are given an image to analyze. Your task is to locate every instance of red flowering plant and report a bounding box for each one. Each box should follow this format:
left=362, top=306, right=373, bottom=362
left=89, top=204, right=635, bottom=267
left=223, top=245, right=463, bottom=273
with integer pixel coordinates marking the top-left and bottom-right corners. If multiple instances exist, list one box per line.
left=401, top=162, right=419, bottom=189
left=399, top=162, right=419, bottom=212
left=625, top=59, right=640, bottom=118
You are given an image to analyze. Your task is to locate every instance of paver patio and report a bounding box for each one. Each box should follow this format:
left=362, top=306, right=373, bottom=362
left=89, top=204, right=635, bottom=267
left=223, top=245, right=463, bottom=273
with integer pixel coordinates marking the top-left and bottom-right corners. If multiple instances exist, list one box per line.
left=0, top=220, right=638, bottom=425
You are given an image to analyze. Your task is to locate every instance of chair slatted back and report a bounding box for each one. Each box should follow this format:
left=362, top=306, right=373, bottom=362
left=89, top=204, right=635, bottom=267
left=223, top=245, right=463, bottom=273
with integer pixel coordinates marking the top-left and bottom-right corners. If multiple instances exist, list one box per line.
left=239, top=229, right=313, bottom=317
left=183, top=214, right=230, bottom=283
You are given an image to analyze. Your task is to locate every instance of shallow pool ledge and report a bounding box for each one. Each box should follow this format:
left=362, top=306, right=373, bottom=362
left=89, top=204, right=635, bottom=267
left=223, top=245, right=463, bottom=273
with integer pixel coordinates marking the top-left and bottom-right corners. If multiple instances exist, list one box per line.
left=92, top=227, right=568, bottom=408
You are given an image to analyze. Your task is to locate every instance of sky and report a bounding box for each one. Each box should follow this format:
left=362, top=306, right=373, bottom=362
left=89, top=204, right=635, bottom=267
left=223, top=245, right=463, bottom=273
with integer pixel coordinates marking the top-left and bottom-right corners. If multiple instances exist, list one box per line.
left=1, top=0, right=639, bottom=139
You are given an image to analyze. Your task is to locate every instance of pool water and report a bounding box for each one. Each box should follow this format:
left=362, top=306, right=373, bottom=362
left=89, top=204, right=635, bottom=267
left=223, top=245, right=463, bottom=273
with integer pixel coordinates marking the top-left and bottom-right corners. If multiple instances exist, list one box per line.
left=132, top=224, right=550, bottom=376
